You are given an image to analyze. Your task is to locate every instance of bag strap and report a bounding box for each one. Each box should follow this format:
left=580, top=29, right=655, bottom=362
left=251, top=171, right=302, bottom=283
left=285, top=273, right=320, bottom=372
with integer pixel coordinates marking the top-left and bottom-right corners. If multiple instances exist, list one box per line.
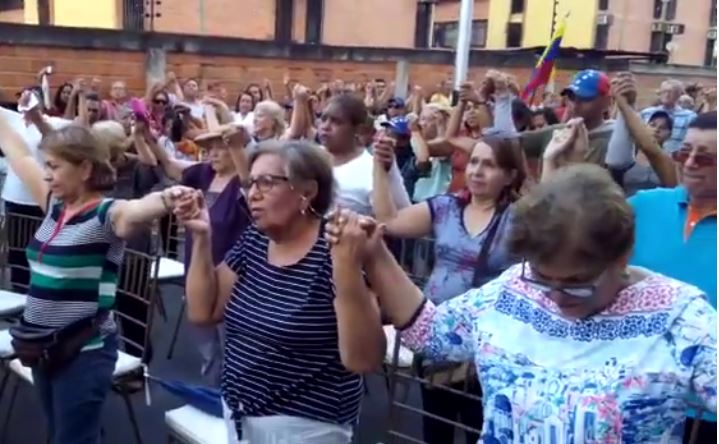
left=471, top=205, right=507, bottom=288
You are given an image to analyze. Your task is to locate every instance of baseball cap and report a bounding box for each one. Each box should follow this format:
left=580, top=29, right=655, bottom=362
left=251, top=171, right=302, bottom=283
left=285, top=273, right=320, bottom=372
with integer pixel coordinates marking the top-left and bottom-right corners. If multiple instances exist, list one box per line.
left=381, top=116, right=411, bottom=137
left=387, top=97, right=406, bottom=109
left=562, top=69, right=610, bottom=100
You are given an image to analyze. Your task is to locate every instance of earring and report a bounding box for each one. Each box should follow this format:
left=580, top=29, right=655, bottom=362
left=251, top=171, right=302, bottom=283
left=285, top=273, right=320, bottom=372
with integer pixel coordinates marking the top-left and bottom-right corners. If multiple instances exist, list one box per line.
left=300, top=196, right=308, bottom=215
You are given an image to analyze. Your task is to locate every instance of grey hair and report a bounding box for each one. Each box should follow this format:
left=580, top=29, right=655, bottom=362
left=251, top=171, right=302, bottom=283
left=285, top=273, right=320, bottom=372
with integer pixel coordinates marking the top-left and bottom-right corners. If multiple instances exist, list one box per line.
left=662, top=79, right=685, bottom=94
left=254, top=100, right=287, bottom=138
left=248, top=140, right=336, bottom=216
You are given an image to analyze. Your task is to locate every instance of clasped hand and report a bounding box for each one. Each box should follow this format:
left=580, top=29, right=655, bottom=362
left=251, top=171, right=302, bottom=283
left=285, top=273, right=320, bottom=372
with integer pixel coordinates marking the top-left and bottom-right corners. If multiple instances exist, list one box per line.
left=167, top=188, right=210, bottom=235
left=325, top=209, right=385, bottom=264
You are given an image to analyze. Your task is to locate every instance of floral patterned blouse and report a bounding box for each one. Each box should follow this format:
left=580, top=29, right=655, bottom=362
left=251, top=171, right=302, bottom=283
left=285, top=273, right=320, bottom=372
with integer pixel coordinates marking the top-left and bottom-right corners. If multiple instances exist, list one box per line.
left=401, top=264, right=717, bottom=443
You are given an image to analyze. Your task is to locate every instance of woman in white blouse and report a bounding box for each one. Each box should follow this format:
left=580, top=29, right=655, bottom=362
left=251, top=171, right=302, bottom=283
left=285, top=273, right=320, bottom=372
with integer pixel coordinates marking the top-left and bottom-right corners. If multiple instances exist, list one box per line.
left=317, top=93, right=410, bottom=215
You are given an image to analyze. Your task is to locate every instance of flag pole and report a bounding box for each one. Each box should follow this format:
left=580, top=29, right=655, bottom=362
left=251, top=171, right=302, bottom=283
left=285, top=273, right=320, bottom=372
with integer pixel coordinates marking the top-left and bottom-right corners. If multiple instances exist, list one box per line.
left=452, top=0, right=474, bottom=105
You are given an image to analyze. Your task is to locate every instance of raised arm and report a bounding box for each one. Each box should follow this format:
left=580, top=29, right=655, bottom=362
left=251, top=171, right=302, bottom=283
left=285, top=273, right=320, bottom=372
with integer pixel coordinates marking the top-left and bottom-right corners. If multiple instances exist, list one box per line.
left=408, top=85, right=424, bottom=115
left=613, top=76, right=677, bottom=187
left=223, top=126, right=250, bottom=181
left=140, top=124, right=195, bottom=181
left=540, top=119, right=587, bottom=182
left=109, top=185, right=189, bottom=239
left=285, top=84, right=313, bottom=140
left=262, top=78, right=274, bottom=101
left=132, top=122, right=159, bottom=166
left=178, top=191, right=237, bottom=325
left=63, top=80, right=82, bottom=120
left=409, top=115, right=431, bottom=169
left=326, top=212, right=482, bottom=363
left=372, top=138, right=432, bottom=238
left=165, top=72, right=183, bottom=103
left=25, top=105, right=56, bottom=138
left=330, top=212, right=385, bottom=374
left=0, top=104, right=50, bottom=212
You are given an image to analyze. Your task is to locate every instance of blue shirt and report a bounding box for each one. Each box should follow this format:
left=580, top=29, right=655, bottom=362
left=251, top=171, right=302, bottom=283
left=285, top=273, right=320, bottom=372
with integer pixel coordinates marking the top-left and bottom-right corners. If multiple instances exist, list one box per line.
left=640, top=105, right=697, bottom=153
left=629, top=187, right=717, bottom=422
left=629, top=187, right=716, bottom=307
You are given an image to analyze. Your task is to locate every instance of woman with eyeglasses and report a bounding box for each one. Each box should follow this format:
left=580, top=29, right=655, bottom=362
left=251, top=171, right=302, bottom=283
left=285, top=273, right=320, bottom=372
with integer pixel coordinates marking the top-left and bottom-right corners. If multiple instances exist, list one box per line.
left=135, top=121, right=251, bottom=383
left=328, top=163, right=716, bottom=443
left=176, top=140, right=384, bottom=443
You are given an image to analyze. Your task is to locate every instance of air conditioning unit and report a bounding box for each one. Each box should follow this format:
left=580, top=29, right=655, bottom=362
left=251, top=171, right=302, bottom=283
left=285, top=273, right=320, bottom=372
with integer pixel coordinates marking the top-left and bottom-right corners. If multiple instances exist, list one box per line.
left=667, top=23, right=685, bottom=35
left=596, top=13, right=613, bottom=26
left=651, top=22, right=666, bottom=32
left=708, top=28, right=717, bottom=40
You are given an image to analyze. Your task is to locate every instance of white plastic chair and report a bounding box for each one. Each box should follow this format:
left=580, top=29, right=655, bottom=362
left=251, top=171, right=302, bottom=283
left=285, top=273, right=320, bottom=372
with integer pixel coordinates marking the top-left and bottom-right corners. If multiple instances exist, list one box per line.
left=0, top=290, right=26, bottom=318
left=165, top=405, right=231, bottom=444
left=151, top=257, right=185, bottom=282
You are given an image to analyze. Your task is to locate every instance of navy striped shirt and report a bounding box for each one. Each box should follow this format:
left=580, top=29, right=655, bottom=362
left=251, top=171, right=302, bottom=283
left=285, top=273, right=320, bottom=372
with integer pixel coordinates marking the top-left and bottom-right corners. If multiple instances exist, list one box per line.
left=221, top=225, right=364, bottom=428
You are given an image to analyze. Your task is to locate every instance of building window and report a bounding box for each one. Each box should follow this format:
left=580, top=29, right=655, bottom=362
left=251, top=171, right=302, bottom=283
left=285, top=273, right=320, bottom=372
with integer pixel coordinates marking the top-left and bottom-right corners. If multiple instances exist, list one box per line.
left=711, top=0, right=717, bottom=27
left=433, top=20, right=488, bottom=49
left=665, top=0, right=677, bottom=20
left=595, top=24, right=610, bottom=49
left=650, top=30, right=673, bottom=52
left=0, top=0, right=23, bottom=11
left=122, top=0, right=145, bottom=31
left=510, top=0, right=525, bottom=14
left=705, top=38, right=717, bottom=67
left=654, top=0, right=678, bottom=20
left=506, top=23, right=523, bottom=47
left=598, top=0, right=610, bottom=10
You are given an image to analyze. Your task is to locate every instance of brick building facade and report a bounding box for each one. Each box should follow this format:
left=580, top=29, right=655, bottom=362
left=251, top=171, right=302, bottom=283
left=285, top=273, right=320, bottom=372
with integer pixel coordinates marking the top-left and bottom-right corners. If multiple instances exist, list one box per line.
left=0, top=23, right=714, bottom=108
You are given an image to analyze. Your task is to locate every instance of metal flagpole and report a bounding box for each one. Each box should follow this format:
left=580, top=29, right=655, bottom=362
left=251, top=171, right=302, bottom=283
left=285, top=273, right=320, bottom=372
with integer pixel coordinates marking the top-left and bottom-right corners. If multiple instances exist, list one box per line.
left=199, top=0, right=206, bottom=34
left=452, top=0, right=475, bottom=104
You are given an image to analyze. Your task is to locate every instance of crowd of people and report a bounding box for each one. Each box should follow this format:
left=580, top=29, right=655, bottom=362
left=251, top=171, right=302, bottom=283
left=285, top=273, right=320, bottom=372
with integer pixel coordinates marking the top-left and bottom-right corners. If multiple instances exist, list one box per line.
left=0, top=62, right=716, bottom=444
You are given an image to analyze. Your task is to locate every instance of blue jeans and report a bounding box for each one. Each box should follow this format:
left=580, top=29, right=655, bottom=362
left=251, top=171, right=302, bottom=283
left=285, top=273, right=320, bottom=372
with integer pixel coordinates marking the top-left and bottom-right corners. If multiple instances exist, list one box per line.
left=32, top=335, right=118, bottom=444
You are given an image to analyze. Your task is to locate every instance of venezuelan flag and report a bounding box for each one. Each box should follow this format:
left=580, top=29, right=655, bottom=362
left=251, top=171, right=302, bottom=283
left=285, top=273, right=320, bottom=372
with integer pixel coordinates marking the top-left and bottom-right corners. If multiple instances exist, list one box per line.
left=521, top=18, right=567, bottom=102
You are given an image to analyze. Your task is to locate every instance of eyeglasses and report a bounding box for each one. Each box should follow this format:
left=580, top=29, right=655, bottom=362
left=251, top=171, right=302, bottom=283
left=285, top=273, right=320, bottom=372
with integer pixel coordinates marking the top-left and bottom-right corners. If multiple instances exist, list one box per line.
left=241, top=174, right=289, bottom=193
left=671, top=149, right=716, bottom=167
left=519, top=261, right=602, bottom=299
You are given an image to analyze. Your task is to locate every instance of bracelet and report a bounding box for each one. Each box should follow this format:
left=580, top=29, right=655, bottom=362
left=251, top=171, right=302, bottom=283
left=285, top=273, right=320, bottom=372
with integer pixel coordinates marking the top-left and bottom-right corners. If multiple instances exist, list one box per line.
left=160, top=191, right=172, bottom=212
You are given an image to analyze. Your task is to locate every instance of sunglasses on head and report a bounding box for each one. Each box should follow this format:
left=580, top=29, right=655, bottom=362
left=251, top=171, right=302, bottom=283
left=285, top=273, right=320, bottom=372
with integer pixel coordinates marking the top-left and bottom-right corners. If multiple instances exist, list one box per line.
left=671, top=149, right=716, bottom=167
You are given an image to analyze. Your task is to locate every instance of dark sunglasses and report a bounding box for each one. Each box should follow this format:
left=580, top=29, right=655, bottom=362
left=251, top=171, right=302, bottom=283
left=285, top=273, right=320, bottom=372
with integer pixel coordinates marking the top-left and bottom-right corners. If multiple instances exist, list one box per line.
left=153, top=98, right=168, bottom=105
left=519, top=261, right=603, bottom=299
left=671, top=149, right=716, bottom=167
left=388, top=103, right=404, bottom=109
left=240, top=174, right=289, bottom=193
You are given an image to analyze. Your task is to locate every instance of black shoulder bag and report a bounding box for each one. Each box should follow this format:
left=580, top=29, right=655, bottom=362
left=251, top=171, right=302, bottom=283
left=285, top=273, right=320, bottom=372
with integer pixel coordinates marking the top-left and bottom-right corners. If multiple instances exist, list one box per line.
left=471, top=205, right=507, bottom=288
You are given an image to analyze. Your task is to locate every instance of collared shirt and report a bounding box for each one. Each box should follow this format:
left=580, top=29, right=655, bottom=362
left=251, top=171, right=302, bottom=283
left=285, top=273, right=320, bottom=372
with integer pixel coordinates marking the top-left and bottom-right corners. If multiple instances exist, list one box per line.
left=629, top=186, right=717, bottom=423
left=629, top=187, right=716, bottom=308
left=640, top=105, right=697, bottom=153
